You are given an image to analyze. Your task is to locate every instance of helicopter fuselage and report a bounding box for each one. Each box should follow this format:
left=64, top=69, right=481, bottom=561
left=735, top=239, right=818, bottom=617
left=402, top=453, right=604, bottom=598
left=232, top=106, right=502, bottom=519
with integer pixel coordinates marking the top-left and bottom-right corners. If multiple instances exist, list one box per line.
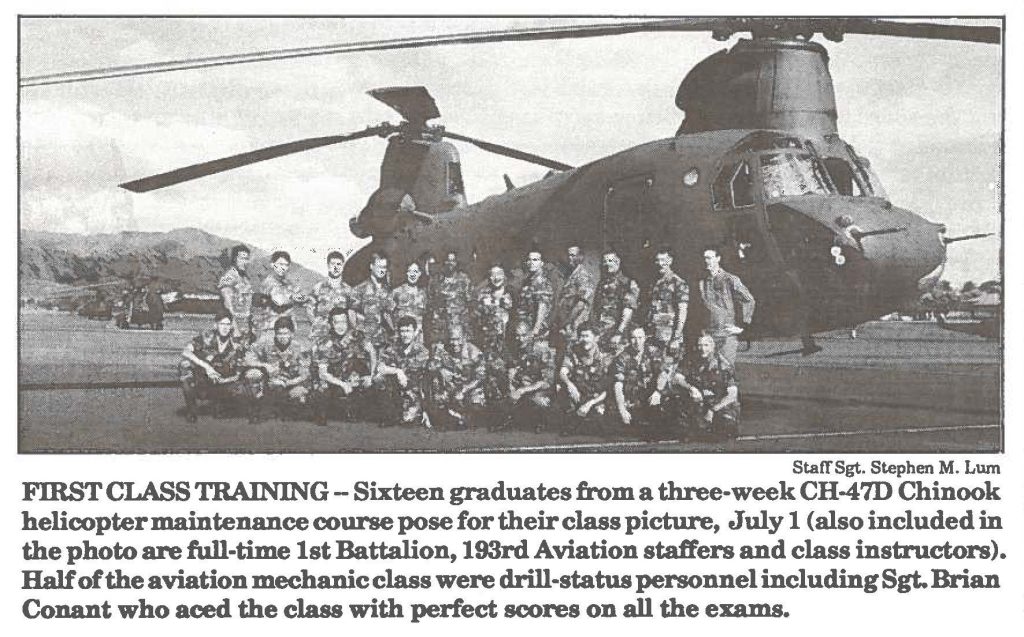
left=345, top=128, right=946, bottom=338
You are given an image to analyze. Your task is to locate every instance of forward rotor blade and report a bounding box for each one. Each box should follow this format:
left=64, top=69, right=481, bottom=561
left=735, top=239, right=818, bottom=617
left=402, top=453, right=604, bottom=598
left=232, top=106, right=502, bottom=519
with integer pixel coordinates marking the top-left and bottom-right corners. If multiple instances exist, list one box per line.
left=443, top=131, right=574, bottom=172
left=119, top=125, right=391, bottom=192
left=837, top=19, right=1001, bottom=44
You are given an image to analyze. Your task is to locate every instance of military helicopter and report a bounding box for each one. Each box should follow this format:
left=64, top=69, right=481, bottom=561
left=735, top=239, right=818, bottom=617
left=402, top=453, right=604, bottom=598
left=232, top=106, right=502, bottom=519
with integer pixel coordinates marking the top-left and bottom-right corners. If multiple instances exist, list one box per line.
left=56, top=17, right=998, bottom=343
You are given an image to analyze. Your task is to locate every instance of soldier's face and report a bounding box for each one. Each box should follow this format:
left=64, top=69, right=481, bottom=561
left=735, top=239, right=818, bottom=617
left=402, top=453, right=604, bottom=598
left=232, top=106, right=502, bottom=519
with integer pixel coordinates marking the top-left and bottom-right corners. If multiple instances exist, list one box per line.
left=272, top=258, right=290, bottom=277
left=216, top=318, right=233, bottom=338
left=703, top=250, right=720, bottom=272
left=698, top=336, right=716, bottom=359
left=567, top=247, right=582, bottom=267
left=489, top=267, right=505, bottom=287
left=655, top=253, right=672, bottom=273
left=399, top=324, right=416, bottom=345
left=602, top=253, right=620, bottom=274
left=371, top=259, right=388, bottom=280
left=515, top=326, right=531, bottom=347
left=327, top=258, right=344, bottom=278
left=234, top=251, right=250, bottom=271
left=630, top=328, right=646, bottom=352
left=330, top=314, right=348, bottom=337
left=275, top=327, right=294, bottom=348
left=447, top=331, right=465, bottom=351
left=406, top=264, right=421, bottom=285
left=526, top=252, right=543, bottom=273
left=579, top=329, right=597, bottom=349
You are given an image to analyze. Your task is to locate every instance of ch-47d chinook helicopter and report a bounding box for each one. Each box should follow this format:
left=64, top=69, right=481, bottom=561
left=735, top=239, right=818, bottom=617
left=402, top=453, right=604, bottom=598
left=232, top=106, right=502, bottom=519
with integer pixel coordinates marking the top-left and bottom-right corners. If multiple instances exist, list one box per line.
left=96, top=17, right=999, bottom=346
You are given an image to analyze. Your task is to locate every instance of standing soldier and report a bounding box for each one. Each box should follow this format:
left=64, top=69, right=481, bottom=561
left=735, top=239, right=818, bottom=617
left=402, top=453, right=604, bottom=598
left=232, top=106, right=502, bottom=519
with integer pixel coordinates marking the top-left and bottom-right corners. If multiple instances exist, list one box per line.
left=242, top=316, right=311, bottom=423
left=698, top=246, right=755, bottom=365
left=610, top=326, right=664, bottom=428
left=474, top=264, right=514, bottom=357
left=351, top=252, right=395, bottom=350
left=178, top=311, right=245, bottom=422
left=559, top=324, right=610, bottom=431
left=426, top=250, right=473, bottom=345
left=646, top=249, right=689, bottom=355
left=258, top=251, right=308, bottom=344
left=308, top=251, right=353, bottom=342
left=374, top=315, right=431, bottom=427
left=515, top=250, right=554, bottom=341
left=311, top=308, right=376, bottom=426
left=392, top=262, right=427, bottom=334
left=218, top=244, right=255, bottom=343
left=553, top=244, right=595, bottom=351
left=591, top=249, right=640, bottom=351
left=425, top=324, right=486, bottom=430
left=499, top=321, right=556, bottom=433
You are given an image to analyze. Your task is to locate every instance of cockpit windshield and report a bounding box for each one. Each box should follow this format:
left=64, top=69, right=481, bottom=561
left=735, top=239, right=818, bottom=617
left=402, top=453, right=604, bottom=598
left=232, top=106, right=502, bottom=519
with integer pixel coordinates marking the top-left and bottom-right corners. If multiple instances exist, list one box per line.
left=760, top=152, right=835, bottom=199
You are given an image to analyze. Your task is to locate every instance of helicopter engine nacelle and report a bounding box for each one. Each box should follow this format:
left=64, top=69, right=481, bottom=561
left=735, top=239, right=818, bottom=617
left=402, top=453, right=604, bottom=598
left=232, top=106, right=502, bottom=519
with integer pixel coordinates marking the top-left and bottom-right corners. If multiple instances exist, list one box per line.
left=349, top=135, right=467, bottom=239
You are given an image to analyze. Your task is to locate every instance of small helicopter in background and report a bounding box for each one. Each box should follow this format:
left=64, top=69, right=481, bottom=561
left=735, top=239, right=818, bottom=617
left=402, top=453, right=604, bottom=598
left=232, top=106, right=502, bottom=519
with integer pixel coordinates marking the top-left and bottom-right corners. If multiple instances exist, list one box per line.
left=27, top=17, right=999, bottom=346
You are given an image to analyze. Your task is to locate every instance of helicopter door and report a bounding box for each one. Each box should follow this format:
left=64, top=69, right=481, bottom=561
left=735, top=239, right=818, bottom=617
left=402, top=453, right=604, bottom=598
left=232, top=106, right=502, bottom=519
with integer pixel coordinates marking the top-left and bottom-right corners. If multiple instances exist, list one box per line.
left=602, top=175, right=654, bottom=276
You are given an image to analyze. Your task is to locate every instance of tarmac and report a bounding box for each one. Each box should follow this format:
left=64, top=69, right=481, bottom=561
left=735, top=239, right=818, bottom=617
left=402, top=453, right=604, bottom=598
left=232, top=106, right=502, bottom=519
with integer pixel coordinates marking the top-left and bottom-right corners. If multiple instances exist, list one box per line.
left=17, top=312, right=1001, bottom=453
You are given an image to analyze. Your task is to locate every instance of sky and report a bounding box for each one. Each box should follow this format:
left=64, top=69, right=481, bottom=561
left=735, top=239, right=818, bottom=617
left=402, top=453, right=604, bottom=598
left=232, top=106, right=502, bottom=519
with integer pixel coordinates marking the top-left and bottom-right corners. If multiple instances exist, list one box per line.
left=18, top=17, right=1002, bottom=285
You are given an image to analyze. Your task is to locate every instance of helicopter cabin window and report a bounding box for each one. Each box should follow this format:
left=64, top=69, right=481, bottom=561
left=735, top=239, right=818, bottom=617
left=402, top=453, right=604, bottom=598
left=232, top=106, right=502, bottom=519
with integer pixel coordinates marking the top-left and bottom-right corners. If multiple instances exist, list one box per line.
left=760, top=152, right=835, bottom=199
left=712, top=160, right=755, bottom=210
left=822, top=158, right=863, bottom=196
left=447, top=162, right=465, bottom=196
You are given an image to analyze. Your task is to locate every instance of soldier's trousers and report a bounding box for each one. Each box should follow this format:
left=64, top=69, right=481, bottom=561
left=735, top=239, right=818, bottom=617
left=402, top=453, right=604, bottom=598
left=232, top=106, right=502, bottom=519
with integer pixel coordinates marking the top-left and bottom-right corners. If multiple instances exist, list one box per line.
left=179, top=361, right=238, bottom=415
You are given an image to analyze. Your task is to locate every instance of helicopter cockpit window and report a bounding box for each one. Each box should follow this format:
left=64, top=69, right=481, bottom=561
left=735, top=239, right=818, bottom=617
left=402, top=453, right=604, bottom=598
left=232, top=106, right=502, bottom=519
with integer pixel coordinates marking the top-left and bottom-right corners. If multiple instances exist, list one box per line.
left=760, top=152, right=835, bottom=199
left=822, top=158, right=863, bottom=196
left=447, top=161, right=465, bottom=196
left=853, top=157, right=889, bottom=200
left=712, top=160, right=755, bottom=210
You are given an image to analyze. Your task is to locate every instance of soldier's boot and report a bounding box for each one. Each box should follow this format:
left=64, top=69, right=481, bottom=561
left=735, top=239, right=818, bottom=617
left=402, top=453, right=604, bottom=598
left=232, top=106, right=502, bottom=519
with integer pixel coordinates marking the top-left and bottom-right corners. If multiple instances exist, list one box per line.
left=181, top=381, right=199, bottom=423
left=313, top=396, right=329, bottom=427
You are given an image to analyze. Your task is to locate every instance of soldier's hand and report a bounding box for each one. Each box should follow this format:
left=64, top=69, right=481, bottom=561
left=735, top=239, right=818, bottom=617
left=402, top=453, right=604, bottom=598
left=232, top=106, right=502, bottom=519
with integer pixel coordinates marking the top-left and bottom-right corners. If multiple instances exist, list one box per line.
left=576, top=403, right=591, bottom=417
left=621, top=410, right=632, bottom=425
left=509, top=389, right=521, bottom=403
left=396, top=371, right=408, bottom=388
left=268, top=378, right=287, bottom=389
left=339, top=381, right=353, bottom=395
left=360, top=376, right=373, bottom=389
left=703, top=409, right=716, bottom=424
left=567, top=386, right=581, bottom=404
left=648, top=390, right=662, bottom=407
left=454, top=390, right=466, bottom=403
left=689, top=388, right=702, bottom=402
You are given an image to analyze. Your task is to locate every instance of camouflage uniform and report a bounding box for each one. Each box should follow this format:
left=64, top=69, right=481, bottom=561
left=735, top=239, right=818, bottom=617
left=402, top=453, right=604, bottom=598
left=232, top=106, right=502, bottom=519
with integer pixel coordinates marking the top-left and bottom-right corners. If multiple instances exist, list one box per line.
left=561, top=346, right=610, bottom=410
left=425, top=340, right=487, bottom=428
left=218, top=266, right=254, bottom=341
left=474, top=283, right=514, bottom=357
left=308, top=277, right=353, bottom=341
left=427, top=271, right=473, bottom=344
left=515, top=270, right=554, bottom=338
left=312, top=329, right=376, bottom=422
left=553, top=264, right=595, bottom=343
left=592, top=272, right=640, bottom=345
left=679, top=353, right=741, bottom=436
left=351, top=278, right=395, bottom=350
left=392, top=282, right=427, bottom=330
left=647, top=272, right=689, bottom=349
left=376, top=336, right=431, bottom=425
left=243, top=338, right=311, bottom=404
left=610, top=344, right=665, bottom=424
left=179, top=330, right=245, bottom=417
left=508, top=340, right=556, bottom=408
left=258, top=273, right=305, bottom=342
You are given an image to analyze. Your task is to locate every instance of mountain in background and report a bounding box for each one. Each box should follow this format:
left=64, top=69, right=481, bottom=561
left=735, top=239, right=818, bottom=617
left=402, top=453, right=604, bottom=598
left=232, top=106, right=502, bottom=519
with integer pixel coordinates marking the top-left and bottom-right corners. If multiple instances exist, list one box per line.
left=20, top=227, right=322, bottom=300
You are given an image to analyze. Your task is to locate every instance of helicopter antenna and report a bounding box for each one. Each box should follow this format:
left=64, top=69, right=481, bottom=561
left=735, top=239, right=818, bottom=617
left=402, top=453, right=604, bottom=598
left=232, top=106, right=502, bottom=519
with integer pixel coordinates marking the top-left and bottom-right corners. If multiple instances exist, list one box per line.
left=21, top=18, right=999, bottom=88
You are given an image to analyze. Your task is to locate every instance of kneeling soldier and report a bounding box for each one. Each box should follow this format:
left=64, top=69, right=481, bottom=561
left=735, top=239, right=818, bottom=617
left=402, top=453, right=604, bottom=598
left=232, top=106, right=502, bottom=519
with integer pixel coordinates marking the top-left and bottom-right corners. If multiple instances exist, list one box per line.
left=559, top=324, right=610, bottom=432
left=243, top=316, right=311, bottom=422
left=425, top=324, right=486, bottom=430
left=374, top=315, right=430, bottom=427
left=179, top=311, right=244, bottom=422
left=668, top=333, right=741, bottom=440
left=500, top=321, right=556, bottom=432
left=312, top=308, right=377, bottom=426
left=611, top=326, right=665, bottom=428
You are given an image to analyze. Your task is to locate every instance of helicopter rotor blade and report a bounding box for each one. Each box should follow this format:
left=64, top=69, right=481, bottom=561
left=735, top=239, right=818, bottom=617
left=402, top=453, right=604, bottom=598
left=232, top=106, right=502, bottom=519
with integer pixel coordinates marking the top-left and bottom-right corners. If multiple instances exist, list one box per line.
left=23, top=18, right=999, bottom=89
left=442, top=131, right=574, bottom=172
left=119, top=124, right=393, bottom=192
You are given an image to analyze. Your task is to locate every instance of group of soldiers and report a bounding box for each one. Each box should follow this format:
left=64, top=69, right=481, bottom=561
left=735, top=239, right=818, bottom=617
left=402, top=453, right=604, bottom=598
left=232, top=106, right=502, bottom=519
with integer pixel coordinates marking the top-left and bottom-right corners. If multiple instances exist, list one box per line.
left=179, top=242, right=756, bottom=440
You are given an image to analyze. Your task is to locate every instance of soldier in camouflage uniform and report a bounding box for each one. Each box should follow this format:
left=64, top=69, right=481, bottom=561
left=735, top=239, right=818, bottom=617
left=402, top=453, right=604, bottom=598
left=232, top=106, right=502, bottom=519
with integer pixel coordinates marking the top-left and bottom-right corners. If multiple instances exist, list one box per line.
left=426, top=251, right=473, bottom=345
left=374, top=315, right=431, bottom=427
left=474, top=265, right=515, bottom=410
left=178, top=311, right=245, bottom=422
left=218, top=244, right=255, bottom=343
left=559, top=323, right=610, bottom=431
left=311, top=308, right=376, bottom=426
left=610, top=326, right=666, bottom=428
left=515, top=250, right=554, bottom=341
left=552, top=245, right=595, bottom=351
left=591, top=250, right=640, bottom=352
left=646, top=249, right=689, bottom=355
left=351, top=252, right=395, bottom=350
left=497, top=321, right=556, bottom=432
left=243, top=316, right=311, bottom=423
left=308, top=251, right=353, bottom=342
left=424, top=324, right=486, bottom=430
left=391, top=262, right=427, bottom=334
left=663, top=332, right=741, bottom=440
left=257, top=251, right=309, bottom=344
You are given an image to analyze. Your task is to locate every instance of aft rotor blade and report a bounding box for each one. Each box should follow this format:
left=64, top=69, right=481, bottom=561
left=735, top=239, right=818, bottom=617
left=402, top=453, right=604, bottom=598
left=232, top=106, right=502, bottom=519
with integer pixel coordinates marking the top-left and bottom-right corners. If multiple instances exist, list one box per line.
left=119, top=125, right=391, bottom=192
left=837, top=19, right=1001, bottom=44
left=443, top=131, right=574, bottom=171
